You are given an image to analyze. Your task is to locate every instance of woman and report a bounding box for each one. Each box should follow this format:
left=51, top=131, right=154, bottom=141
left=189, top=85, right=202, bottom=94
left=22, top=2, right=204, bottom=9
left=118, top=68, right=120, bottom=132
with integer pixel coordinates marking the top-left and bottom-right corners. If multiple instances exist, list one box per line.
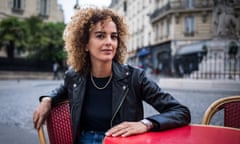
left=33, top=7, right=191, bottom=144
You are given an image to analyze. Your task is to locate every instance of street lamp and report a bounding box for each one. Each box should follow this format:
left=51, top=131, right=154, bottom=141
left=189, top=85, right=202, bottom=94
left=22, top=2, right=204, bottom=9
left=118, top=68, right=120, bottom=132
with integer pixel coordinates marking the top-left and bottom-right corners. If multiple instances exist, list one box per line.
left=74, top=0, right=80, bottom=10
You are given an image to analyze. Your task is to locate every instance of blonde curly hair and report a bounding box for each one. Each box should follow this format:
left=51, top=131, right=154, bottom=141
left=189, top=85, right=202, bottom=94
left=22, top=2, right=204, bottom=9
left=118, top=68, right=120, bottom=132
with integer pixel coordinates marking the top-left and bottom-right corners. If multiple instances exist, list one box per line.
left=63, top=7, right=129, bottom=74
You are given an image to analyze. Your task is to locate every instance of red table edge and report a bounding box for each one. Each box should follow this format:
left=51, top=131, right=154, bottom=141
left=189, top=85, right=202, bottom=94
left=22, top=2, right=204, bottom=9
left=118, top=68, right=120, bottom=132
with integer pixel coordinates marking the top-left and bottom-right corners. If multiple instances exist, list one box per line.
left=190, top=124, right=240, bottom=131
left=102, top=124, right=240, bottom=144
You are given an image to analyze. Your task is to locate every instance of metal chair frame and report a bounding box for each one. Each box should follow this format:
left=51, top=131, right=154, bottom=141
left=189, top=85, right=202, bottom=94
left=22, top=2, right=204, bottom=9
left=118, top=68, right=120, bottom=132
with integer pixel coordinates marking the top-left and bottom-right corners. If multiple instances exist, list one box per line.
left=202, top=95, right=240, bottom=129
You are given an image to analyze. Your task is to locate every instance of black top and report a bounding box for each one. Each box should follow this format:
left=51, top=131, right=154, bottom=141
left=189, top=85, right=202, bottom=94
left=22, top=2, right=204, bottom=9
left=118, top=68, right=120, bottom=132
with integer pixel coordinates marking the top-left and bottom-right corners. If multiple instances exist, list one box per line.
left=81, top=75, right=112, bottom=132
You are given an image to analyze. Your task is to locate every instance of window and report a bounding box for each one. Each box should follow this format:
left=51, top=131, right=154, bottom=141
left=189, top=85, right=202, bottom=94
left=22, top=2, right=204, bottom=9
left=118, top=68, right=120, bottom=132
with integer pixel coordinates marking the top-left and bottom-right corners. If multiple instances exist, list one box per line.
left=40, top=0, right=48, bottom=16
left=160, top=22, right=163, bottom=39
left=162, top=22, right=166, bottom=38
left=185, top=16, right=194, bottom=36
left=166, top=18, right=171, bottom=37
left=12, top=0, right=25, bottom=12
left=155, top=24, right=159, bottom=40
left=13, top=0, right=21, bottom=9
left=185, top=0, right=194, bottom=8
left=148, top=32, right=151, bottom=45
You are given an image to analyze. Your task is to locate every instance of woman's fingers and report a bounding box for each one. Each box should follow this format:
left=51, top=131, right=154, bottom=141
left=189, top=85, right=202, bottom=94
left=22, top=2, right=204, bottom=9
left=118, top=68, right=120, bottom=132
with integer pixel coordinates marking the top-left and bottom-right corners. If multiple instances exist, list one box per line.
left=33, top=111, right=38, bottom=129
left=33, top=108, right=44, bottom=129
left=106, top=121, right=148, bottom=137
left=36, top=116, right=44, bottom=129
left=33, top=100, right=51, bottom=129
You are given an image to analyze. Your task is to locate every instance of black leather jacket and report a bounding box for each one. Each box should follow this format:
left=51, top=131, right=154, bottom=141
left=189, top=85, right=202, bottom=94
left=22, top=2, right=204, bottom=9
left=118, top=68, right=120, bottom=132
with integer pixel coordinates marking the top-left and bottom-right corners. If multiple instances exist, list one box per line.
left=45, top=61, right=191, bottom=144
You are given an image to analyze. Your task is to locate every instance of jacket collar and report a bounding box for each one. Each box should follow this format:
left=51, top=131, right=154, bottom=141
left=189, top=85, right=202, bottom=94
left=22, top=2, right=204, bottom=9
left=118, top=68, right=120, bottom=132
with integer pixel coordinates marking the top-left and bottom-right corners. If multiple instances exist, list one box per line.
left=70, top=61, right=128, bottom=81
left=112, top=61, right=130, bottom=81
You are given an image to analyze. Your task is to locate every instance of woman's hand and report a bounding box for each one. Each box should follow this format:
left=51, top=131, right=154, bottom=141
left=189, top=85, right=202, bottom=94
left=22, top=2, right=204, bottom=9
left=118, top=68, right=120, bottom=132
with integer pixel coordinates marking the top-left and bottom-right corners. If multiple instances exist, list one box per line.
left=105, top=121, right=149, bottom=137
left=33, top=97, right=52, bottom=130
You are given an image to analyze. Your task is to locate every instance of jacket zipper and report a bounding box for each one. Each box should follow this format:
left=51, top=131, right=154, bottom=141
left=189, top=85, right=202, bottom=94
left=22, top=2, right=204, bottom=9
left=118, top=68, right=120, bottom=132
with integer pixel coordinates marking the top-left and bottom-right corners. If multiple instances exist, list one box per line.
left=110, top=87, right=129, bottom=127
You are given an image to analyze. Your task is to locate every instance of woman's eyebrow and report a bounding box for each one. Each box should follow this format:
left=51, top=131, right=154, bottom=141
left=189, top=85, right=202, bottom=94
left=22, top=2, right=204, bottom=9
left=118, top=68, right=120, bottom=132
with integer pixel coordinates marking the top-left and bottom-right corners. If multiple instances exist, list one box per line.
left=94, top=31, right=118, bottom=35
left=95, top=31, right=105, bottom=34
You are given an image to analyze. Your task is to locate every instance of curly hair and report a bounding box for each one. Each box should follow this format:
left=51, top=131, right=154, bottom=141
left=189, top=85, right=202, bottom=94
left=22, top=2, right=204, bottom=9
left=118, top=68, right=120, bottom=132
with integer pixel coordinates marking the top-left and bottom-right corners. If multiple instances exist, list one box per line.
left=63, top=7, right=129, bottom=74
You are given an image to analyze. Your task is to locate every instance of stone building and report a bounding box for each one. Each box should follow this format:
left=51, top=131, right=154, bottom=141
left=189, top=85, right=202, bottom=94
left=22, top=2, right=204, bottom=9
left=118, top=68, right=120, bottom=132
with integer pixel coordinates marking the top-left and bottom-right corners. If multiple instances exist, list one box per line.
left=0, top=0, right=65, bottom=57
left=0, top=0, right=64, bottom=23
left=110, top=0, right=240, bottom=76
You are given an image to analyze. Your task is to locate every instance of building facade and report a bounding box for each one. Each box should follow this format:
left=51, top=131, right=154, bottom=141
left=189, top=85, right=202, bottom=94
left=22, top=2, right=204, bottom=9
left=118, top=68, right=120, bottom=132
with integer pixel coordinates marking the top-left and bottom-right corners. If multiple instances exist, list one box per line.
left=0, top=0, right=65, bottom=57
left=0, top=0, right=64, bottom=23
left=110, top=0, right=154, bottom=69
left=110, top=0, right=240, bottom=76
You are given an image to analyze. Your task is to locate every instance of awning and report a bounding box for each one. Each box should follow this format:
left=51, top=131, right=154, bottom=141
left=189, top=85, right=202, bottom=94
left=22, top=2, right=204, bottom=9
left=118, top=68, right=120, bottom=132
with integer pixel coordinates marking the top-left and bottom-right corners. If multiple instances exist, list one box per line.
left=176, top=42, right=207, bottom=55
left=136, top=48, right=150, bottom=57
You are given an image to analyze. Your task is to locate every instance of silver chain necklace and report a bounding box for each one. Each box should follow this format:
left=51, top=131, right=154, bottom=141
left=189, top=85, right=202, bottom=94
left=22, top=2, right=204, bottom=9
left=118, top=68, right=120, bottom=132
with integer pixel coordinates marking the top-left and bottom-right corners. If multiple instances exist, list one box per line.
left=90, top=73, right=112, bottom=90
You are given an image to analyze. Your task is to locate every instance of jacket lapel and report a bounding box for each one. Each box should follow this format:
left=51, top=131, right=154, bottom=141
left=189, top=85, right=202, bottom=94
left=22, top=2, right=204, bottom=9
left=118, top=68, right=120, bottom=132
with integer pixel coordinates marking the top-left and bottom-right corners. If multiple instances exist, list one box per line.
left=111, top=62, right=130, bottom=119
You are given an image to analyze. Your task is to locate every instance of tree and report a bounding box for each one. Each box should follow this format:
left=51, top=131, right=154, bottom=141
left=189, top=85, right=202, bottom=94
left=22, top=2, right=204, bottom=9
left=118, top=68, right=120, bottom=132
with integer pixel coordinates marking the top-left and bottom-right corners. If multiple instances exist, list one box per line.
left=28, top=21, right=66, bottom=61
left=0, top=16, right=66, bottom=62
left=0, top=17, right=29, bottom=58
left=24, top=16, right=43, bottom=52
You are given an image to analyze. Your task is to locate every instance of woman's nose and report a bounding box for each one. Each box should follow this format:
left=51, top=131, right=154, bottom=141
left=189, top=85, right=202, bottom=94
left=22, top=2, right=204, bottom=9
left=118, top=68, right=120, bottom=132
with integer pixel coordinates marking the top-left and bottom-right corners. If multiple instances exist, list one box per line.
left=105, top=36, right=112, bottom=45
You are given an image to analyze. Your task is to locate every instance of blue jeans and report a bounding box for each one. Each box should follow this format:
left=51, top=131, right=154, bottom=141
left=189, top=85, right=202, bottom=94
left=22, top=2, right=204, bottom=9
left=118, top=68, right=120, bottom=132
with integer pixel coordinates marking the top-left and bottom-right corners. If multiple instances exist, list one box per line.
left=79, top=131, right=105, bottom=144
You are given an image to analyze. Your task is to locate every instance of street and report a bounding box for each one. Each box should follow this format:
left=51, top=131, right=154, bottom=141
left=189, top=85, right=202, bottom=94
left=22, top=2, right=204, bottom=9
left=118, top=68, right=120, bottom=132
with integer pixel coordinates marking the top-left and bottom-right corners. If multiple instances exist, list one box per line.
left=0, top=79, right=239, bottom=143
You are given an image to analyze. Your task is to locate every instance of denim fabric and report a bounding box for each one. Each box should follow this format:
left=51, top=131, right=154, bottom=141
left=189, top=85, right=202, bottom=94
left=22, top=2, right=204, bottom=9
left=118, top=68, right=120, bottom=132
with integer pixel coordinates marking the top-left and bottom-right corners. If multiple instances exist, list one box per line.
left=79, top=131, right=105, bottom=144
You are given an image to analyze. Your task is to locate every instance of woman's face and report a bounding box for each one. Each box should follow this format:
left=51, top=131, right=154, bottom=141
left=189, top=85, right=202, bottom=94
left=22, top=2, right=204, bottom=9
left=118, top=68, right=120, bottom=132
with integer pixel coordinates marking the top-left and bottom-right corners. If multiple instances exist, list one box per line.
left=86, top=19, right=118, bottom=64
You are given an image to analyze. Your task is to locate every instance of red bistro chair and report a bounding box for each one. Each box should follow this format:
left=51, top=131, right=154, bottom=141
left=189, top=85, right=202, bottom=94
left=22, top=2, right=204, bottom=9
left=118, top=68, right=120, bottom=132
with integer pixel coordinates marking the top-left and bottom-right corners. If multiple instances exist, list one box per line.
left=202, top=95, right=240, bottom=129
left=38, top=101, right=73, bottom=144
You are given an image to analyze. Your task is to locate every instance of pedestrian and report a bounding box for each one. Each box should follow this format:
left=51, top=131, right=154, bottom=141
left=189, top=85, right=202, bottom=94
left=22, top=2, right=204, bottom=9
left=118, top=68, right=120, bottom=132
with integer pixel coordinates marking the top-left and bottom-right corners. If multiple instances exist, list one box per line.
left=53, top=62, right=60, bottom=80
left=33, top=6, right=191, bottom=144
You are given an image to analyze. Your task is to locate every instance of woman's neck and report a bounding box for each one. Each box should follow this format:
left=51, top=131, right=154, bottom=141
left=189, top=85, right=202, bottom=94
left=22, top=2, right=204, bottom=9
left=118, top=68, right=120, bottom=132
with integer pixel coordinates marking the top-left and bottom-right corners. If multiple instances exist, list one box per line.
left=91, top=61, right=112, bottom=78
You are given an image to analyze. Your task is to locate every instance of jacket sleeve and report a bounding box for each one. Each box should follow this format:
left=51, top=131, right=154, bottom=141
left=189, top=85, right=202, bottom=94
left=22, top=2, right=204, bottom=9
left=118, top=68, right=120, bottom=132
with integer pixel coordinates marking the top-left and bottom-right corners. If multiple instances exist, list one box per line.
left=39, top=71, right=69, bottom=106
left=137, top=70, right=191, bottom=131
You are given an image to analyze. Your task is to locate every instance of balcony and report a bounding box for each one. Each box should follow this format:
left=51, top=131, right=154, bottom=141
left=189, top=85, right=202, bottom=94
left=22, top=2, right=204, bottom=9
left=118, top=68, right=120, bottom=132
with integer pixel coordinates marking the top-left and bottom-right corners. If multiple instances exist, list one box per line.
left=150, top=1, right=213, bottom=23
left=11, top=7, right=24, bottom=14
left=184, top=31, right=195, bottom=37
left=38, top=13, right=49, bottom=19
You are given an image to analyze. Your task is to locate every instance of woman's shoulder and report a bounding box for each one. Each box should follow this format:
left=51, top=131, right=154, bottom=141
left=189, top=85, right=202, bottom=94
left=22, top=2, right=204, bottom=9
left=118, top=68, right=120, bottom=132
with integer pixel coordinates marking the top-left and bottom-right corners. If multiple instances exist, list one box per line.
left=64, top=67, right=82, bottom=78
left=119, top=63, right=145, bottom=79
left=114, top=62, right=143, bottom=73
left=64, top=67, right=75, bottom=75
left=124, top=63, right=144, bottom=74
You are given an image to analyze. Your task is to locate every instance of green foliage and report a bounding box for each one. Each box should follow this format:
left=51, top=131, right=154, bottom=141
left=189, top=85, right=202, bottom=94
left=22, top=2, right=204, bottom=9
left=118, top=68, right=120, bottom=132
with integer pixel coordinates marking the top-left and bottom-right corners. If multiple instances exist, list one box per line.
left=0, top=17, right=29, bottom=58
left=0, top=16, right=66, bottom=61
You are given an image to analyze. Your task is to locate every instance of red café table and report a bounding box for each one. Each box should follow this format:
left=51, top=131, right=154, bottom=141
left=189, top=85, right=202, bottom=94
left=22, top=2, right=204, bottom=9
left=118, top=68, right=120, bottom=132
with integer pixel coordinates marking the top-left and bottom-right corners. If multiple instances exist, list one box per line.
left=103, top=124, right=240, bottom=144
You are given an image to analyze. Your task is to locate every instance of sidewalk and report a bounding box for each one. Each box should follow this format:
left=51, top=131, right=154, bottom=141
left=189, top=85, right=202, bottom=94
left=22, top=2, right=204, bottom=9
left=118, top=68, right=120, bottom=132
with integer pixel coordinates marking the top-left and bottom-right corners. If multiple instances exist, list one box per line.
left=1, top=70, right=240, bottom=92
left=0, top=71, right=53, bottom=80
left=158, top=78, right=240, bottom=92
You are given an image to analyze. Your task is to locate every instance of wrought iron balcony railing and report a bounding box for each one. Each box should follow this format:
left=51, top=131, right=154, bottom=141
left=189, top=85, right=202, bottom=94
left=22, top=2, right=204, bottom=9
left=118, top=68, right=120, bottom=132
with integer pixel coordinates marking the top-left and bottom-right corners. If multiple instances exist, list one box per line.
left=150, top=1, right=213, bottom=22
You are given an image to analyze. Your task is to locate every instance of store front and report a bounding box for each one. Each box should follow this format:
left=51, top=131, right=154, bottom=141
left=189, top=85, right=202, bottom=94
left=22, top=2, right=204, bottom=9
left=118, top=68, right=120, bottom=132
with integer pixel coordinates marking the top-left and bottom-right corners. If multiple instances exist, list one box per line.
left=174, top=41, right=206, bottom=77
left=151, top=42, right=171, bottom=75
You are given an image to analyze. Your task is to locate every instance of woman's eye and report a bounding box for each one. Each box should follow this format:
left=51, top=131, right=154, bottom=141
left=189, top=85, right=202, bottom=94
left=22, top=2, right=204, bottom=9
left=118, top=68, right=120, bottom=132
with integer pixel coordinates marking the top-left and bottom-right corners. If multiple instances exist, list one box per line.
left=111, top=35, right=118, bottom=40
left=96, top=34, right=105, bottom=39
